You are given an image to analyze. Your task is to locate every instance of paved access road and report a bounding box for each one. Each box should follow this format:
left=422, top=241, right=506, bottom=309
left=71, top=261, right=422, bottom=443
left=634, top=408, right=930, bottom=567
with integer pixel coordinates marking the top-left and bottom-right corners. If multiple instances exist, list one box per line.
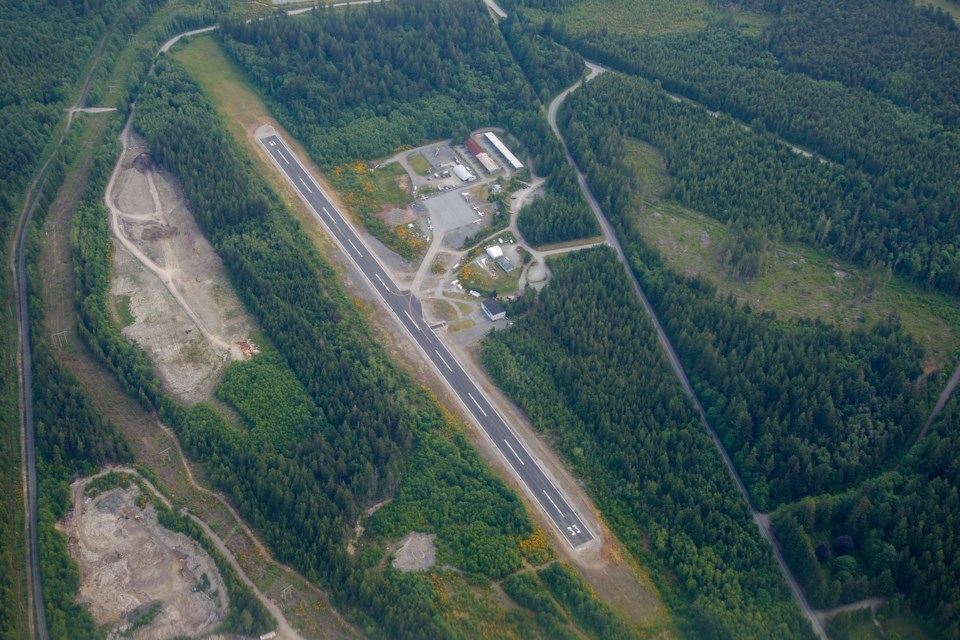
left=258, top=132, right=593, bottom=548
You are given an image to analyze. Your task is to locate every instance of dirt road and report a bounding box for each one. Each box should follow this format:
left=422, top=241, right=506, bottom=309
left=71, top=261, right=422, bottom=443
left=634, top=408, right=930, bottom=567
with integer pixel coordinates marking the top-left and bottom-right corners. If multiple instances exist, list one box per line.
left=546, top=64, right=828, bottom=639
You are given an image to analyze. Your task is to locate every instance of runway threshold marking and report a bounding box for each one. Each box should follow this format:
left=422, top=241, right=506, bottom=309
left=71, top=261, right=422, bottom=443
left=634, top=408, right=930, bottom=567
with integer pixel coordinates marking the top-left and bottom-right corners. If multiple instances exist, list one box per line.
left=543, top=490, right=566, bottom=518
left=504, top=439, right=524, bottom=465
left=298, top=176, right=312, bottom=193
left=347, top=238, right=363, bottom=257
left=435, top=350, right=453, bottom=372
left=468, top=392, right=487, bottom=416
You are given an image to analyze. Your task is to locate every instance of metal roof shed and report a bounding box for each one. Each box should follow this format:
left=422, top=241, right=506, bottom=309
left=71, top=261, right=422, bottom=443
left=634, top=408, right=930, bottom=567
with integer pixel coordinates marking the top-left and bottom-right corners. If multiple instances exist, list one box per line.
left=483, top=132, right=524, bottom=170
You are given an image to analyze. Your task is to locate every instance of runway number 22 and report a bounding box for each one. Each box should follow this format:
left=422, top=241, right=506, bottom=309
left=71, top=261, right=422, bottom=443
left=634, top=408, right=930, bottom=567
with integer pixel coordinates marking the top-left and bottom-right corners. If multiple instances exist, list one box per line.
left=567, top=525, right=581, bottom=536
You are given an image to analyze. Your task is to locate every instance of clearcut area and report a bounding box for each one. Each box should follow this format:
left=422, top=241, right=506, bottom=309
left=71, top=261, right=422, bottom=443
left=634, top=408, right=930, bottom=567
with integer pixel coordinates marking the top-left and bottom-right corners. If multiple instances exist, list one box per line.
left=59, top=478, right=227, bottom=638
left=107, top=128, right=257, bottom=403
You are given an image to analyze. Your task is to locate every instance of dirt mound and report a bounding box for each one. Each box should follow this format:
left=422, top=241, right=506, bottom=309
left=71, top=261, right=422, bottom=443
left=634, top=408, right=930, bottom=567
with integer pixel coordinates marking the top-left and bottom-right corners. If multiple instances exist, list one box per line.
left=61, top=481, right=227, bottom=639
left=132, top=152, right=158, bottom=173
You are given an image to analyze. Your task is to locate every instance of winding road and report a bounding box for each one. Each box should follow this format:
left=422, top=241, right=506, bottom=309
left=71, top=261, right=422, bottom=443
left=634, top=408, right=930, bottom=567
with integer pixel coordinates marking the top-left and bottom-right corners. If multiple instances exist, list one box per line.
left=546, top=63, right=828, bottom=639
left=9, top=17, right=116, bottom=640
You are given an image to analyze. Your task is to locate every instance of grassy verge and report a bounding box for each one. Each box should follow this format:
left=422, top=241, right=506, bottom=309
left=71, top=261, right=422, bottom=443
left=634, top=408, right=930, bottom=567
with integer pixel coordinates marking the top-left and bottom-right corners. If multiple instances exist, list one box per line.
left=624, top=138, right=960, bottom=370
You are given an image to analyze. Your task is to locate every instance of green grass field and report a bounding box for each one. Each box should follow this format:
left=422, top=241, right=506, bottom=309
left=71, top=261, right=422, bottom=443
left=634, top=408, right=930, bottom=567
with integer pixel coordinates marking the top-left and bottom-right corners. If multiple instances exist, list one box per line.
left=173, top=36, right=272, bottom=143
left=114, top=294, right=135, bottom=328
left=624, top=138, right=960, bottom=370
left=881, top=613, right=937, bottom=639
left=457, top=258, right=521, bottom=297
left=372, top=162, right=412, bottom=208
left=407, top=152, right=432, bottom=175
left=917, top=0, right=960, bottom=21
left=523, top=0, right=770, bottom=35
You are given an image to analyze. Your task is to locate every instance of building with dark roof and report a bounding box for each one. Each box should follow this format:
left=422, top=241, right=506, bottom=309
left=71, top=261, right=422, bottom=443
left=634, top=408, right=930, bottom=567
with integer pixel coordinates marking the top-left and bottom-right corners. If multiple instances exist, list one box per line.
left=481, top=298, right=506, bottom=321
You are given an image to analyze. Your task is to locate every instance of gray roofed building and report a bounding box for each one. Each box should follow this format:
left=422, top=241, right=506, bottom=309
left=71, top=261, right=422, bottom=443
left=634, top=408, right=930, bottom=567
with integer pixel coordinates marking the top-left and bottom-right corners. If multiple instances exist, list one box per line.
left=481, top=298, right=506, bottom=321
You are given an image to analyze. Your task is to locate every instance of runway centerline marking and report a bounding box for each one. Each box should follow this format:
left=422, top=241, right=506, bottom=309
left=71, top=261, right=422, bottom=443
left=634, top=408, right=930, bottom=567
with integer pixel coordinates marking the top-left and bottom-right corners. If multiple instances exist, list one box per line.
left=543, top=490, right=566, bottom=518
left=504, top=439, right=524, bottom=465
left=403, top=310, right=422, bottom=331
left=259, top=132, right=595, bottom=548
left=468, top=392, right=487, bottom=416
left=435, top=350, right=453, bottom=372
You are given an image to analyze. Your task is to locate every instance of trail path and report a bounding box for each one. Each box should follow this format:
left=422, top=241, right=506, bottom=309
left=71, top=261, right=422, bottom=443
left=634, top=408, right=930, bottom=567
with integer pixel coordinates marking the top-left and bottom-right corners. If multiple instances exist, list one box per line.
left=920, top=358, right=960, bottom=438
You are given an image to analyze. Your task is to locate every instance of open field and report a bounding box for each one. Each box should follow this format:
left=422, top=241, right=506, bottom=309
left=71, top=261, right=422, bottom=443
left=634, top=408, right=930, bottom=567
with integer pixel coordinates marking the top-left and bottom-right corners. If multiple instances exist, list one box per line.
left=407, top=152, right=433, bottom=175
left=522, top=0, right=770, bottom=35
left=625, top=138, right=960, bottom=370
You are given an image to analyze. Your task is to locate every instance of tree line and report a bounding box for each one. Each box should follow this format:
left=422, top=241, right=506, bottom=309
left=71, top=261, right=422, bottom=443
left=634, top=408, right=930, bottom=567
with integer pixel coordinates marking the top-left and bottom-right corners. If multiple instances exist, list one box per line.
left=530, top=4, right=960, bottom=294
left=73, top=57, right=620, bottom=638
left=216, top=0, right=597, bottom=247
left=483, top=247, right=814, bottom=639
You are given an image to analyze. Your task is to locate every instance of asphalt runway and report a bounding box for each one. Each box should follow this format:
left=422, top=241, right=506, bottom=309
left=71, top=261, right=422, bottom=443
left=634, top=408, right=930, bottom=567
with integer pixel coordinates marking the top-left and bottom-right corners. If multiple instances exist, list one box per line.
left=258, top=132, right=593, bottom=548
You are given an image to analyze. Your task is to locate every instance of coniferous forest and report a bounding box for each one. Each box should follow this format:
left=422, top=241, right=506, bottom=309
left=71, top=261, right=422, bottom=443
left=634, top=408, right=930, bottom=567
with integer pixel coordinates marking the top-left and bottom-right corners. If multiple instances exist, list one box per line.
left=486, top=0, right=960, bottom=632
left=216, top=0, right=599, bottom=246
left=5, top=0, right=960, bottom=637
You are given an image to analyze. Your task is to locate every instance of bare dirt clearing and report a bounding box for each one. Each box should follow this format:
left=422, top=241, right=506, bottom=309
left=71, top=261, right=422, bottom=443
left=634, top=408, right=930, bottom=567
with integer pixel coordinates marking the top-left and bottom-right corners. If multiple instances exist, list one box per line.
left=60, top=481, right=226, bottom=638
left=392, top=533, right=437, bottom=572
left=108, top=129, right=255, bottom=403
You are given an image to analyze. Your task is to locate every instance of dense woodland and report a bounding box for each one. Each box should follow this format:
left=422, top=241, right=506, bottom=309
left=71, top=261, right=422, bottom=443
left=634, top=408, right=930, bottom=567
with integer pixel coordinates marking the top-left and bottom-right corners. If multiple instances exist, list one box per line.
left=527, top=3, right=960, bottom=294
left=555, top=68, right=959, bottom=634
left=483, top=248, right=813, bottom=639
left=775, top=401, right=960, bottom=635
left=563, top=72, right=930, bottom=508
left=216, top=0, right=598, bottom=246
left=516, top=0, right=960, bottom=629
left=67, top=57, right=630, bottom=638
left=769, top=0, right=960, bottom=127
left=499, top=12, right=584, bottom=103
left=0, top=2, right=136, bottom=632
